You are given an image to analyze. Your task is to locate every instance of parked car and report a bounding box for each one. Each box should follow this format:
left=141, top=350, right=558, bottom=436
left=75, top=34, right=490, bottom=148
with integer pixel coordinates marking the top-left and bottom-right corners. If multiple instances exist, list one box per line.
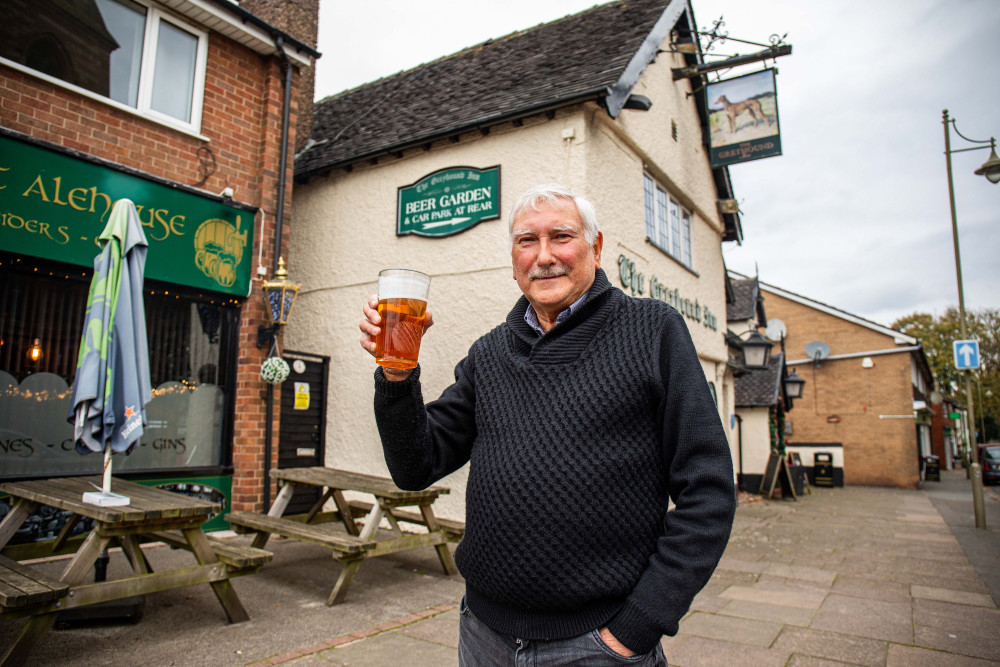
left=979, top=443, right=1000, bottom=485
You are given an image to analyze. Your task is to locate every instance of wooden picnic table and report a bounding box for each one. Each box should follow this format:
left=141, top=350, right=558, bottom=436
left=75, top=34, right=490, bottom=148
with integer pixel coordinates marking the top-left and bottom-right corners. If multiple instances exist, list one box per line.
left=226, top=466, right=460, bottom=605
left=0, top=476, right=268, bottom=666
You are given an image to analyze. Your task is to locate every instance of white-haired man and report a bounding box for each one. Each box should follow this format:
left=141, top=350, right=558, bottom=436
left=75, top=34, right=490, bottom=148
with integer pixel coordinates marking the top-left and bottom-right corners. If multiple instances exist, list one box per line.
left=360, top=184, right=735, bottom=665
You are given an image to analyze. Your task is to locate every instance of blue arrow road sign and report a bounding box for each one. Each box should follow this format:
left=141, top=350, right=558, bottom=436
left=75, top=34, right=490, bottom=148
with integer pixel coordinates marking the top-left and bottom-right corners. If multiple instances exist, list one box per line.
left=953, top=339, right=980, bottom=370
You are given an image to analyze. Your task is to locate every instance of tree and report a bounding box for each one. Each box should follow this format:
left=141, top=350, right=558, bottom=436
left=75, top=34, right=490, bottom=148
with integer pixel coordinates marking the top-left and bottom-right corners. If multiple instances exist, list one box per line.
left=893, top=308, right=1000, bottom=442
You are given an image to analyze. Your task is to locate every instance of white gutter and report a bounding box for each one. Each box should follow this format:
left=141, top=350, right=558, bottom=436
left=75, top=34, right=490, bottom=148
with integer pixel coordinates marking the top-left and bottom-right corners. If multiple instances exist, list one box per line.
left=786, top=345, right=922, bottom=366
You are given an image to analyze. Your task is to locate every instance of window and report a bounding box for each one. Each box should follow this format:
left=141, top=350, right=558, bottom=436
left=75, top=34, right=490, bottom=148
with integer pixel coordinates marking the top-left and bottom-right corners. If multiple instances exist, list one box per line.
left=0, top=256, right=237, bottom=478
left=0, top=0, right=208, bottom=132
left=643, top=174, right=694, bottom=268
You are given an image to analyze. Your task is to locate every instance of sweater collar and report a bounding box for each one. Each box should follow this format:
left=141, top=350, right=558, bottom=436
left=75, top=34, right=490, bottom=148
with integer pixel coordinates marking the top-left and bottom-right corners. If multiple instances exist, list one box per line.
left=506, top=269, right=620, bottom=359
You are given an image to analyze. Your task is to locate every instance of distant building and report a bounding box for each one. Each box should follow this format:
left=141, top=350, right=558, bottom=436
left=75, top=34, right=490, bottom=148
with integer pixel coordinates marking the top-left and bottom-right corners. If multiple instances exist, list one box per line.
left=739, top=274, right=934, bottom=489
left=726, top=275, right=800, bottom=493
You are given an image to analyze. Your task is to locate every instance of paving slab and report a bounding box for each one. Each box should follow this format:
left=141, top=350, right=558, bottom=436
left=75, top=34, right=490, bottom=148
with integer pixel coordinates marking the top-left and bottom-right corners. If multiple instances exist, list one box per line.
left=677, top=611, right=782, bottom=648
left=661, top=634, right=792, bottom=667
left=911, top=584, right=997, bottom=607
left=886, top=643, right=1000, bottom=667
left=717, top=599, right=815, bottom=626
left=810, top=594, right=913, bottom=644
left=310, top=630, right=459, bottom=666
left=771, top=626, right=887, bottom=667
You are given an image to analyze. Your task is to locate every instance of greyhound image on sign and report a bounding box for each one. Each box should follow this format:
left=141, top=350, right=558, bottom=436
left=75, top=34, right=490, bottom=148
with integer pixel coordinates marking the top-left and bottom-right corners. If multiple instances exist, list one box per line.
left=707, top=69, right=782, bottom=168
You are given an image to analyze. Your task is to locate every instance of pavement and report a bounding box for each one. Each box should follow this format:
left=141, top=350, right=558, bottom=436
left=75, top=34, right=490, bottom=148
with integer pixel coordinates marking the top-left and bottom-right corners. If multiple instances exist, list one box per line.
left=4, top=468, right=999, bottom=666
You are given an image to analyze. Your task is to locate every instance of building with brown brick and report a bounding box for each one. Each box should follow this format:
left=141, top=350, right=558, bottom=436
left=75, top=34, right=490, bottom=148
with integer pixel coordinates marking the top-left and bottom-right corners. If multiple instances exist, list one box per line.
left=0, top=0, right=320, bottom=528
left=738, top=274, right=935, bottom=489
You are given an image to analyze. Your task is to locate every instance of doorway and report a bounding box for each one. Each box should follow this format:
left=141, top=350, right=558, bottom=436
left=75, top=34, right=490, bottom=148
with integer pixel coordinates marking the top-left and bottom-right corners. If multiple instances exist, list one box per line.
left=278, top=351, right=329, bottom=515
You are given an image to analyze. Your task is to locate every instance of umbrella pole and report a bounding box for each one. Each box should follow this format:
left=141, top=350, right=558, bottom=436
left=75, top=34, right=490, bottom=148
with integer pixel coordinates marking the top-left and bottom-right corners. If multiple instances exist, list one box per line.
left=102, top=442, right=113, bottom=494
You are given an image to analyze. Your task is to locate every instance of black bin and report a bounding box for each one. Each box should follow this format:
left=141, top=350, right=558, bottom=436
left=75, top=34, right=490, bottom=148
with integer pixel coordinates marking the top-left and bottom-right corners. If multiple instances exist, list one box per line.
left=923, top=455, right=940, bottom=482
left=813, top=452, right=834, bottom=487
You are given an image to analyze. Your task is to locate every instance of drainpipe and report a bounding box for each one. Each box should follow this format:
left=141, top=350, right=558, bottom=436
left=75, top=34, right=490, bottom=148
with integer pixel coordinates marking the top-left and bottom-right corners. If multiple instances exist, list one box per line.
left=262, top=35, right=295, bottom=512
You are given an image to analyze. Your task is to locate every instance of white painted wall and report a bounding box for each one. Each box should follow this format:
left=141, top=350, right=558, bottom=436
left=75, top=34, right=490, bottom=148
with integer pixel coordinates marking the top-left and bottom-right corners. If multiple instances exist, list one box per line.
left=287, top=42, right=737, bottom=520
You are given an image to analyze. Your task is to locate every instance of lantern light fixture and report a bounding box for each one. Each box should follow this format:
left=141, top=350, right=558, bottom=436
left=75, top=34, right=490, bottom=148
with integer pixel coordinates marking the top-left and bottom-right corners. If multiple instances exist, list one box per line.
left=741, top=329, right=772, bottom=369
left=256, top=257, right=301, bottom=349
left=783, top=369, right=805, bottom=400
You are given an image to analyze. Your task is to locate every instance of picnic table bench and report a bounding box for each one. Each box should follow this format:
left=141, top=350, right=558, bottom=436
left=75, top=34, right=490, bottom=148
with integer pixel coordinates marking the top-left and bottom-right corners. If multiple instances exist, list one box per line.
left=0, top=476, right=264, bottom=666
left=226, top=467, right=460, bottom=605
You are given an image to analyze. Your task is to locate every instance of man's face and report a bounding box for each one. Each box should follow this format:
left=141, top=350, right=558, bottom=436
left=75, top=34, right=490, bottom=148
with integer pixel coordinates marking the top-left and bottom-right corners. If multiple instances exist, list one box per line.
left=511, top=198, right=603, bottom=329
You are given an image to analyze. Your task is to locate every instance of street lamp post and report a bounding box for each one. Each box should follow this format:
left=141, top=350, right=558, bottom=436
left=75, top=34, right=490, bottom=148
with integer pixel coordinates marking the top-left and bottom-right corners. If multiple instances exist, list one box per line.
left=942, top=109, right=1000, bottom=529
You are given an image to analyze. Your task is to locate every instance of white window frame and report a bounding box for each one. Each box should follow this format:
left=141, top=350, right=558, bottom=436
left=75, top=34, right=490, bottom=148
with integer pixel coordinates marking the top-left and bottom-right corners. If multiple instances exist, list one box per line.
left=137, top=6, right=209, bottom=131
left=643, top=174, right=694, bottom=269
left=0, top=1, right=209, bottom=137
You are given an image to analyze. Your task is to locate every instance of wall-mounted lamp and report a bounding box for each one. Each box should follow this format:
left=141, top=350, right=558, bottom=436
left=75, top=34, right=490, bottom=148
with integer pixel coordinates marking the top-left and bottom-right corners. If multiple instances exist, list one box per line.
left=861, top=357, right=874, bottom=369
left=256, top=257, right=300, bottom=349
left=740, top=329, right=772, bottom=369
left=27, top=338, right=42, bottom=362
left=783, top=369, right=805, bottom=400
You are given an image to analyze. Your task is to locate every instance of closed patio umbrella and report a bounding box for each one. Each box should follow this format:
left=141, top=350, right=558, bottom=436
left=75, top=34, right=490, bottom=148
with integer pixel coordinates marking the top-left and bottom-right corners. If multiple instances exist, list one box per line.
left=69, top=198, right=152, bottom=506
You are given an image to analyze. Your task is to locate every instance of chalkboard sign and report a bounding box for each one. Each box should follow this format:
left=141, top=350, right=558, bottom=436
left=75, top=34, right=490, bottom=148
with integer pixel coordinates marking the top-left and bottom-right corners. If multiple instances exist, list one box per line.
left=759, top=452, right=798, bottom=501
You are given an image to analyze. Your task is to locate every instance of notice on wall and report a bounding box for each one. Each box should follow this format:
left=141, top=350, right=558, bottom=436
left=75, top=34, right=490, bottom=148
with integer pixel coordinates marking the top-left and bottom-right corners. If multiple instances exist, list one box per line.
left=294, top=382, right=310, bottom=410
left=397, top=166, right=500, bottom=237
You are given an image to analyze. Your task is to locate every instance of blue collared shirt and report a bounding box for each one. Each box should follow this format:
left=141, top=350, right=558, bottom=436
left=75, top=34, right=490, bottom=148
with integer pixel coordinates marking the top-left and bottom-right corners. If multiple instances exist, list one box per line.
left=524, top=290, right=589, bottom=336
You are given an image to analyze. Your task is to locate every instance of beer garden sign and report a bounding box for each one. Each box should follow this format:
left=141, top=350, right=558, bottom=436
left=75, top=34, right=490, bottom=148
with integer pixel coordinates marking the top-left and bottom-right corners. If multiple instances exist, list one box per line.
left=397, top=166, right=500, bottom=237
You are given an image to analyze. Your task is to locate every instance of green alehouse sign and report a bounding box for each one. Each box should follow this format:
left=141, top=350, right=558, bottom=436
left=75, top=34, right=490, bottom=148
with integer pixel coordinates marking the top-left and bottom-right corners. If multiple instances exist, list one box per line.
left=618, top=254, right=719, bottom=331
left=397, top=166, right=500, bottom=237
left=0, top=134, right=256, bottom=296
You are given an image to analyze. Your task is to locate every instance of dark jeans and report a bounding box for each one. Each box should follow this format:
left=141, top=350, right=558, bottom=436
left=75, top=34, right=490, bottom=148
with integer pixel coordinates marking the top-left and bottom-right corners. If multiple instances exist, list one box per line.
left=458, top=597, right=668, bottom=666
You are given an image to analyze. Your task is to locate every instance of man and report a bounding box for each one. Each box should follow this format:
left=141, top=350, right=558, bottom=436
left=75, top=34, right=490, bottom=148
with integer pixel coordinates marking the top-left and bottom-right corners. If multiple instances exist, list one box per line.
left=360, top=184, right=735, bottom=665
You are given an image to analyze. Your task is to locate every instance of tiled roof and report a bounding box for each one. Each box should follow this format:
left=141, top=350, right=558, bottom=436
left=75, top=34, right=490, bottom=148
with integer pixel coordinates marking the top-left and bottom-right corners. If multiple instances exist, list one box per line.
left=734, top=354, right=783, bottom=407
left=296, top=0, right=681, bottom=177
left=727, top=277, right=761, bottom=323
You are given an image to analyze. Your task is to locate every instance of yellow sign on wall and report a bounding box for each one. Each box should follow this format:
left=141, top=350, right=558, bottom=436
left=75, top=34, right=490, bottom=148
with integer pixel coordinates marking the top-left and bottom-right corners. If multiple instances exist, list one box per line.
left=294, top=382, right=310, bottom=410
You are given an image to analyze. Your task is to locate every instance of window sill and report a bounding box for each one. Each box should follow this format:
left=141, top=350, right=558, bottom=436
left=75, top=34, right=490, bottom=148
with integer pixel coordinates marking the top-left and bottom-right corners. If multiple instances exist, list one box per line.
left=1, top=59, right=209, bottom=142
left=645, top=239, right=700, bottom=278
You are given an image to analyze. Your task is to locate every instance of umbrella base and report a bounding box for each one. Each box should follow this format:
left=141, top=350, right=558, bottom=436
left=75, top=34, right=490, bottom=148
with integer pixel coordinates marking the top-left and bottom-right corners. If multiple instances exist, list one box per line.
left=82, top=490, right=131, bottom=506
left=55, top=596, right=145, bottom=628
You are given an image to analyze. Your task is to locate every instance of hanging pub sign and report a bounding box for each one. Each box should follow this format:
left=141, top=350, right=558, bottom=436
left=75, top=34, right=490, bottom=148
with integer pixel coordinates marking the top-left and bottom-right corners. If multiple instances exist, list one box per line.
left=706, top=69, right=782, bottom=168
left=397, top=166, right=500, bottom=237
left=0, top=132, right=256, bottom=296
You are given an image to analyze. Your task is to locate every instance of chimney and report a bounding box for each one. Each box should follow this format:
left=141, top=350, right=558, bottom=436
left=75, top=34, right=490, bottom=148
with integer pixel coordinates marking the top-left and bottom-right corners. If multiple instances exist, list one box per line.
left=240, top=0, right=320, bottom=153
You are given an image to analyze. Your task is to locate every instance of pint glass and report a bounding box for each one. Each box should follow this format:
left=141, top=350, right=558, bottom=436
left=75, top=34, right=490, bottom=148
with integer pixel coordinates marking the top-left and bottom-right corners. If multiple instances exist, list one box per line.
left=375, top=269, right=431, bottom=370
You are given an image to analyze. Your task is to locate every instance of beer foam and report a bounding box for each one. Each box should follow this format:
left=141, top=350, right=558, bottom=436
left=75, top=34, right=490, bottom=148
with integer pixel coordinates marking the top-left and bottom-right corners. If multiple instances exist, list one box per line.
left=379, top=269, right=431, bottom=300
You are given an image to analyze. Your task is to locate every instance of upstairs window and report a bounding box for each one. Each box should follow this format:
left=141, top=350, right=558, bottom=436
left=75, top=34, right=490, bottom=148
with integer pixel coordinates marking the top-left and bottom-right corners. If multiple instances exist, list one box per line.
left=0, top=0, right=208, bottom=133
left=643, top=174, right=694, bottom=269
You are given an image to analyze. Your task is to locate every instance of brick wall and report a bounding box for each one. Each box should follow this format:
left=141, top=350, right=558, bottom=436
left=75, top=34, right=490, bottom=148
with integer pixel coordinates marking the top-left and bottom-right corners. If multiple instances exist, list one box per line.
left=1, top=25, right=303, bottom=511
left=762, top=289, right=922, bottom=488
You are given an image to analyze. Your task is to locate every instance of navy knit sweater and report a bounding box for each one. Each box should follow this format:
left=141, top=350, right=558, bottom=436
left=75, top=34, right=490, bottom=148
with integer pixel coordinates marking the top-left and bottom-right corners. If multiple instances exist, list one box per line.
left=373, top=269, right=735, bottom=654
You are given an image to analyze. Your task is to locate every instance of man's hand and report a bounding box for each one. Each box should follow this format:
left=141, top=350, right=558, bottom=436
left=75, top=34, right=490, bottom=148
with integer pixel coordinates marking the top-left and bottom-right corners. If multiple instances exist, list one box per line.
left=359, top=294, right=434, bottom=381
left=599, top=627, right=635, bottom=657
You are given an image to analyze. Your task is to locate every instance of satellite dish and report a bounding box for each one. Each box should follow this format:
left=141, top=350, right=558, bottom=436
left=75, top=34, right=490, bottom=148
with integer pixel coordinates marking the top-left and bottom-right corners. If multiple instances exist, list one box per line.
left=805, top=341, right=831, bottom=366
left=765, top=319, right=787, bottom=342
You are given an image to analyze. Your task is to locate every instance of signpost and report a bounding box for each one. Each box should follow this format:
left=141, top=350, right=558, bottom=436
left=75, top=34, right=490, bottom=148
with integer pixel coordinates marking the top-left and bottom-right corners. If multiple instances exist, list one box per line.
left=397, top=166, right=500, bottom=237
left=953, top=339, right=980, bottom=370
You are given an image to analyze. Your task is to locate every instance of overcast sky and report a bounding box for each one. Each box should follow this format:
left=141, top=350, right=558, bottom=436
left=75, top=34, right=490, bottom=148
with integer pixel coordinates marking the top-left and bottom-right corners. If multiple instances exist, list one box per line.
left=313, top=0, right=1000, bottom=328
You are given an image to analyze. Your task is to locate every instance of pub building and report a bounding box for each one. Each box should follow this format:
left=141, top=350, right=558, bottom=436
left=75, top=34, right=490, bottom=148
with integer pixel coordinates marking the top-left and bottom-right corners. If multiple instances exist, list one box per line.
left=0, top=0, right=320, bottom=533
left=289, top=0, right=747, bottom=520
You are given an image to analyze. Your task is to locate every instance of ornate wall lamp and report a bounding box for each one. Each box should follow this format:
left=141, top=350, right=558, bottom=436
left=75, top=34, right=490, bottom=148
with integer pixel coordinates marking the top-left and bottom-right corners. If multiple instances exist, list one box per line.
left=256, top=257, right=300, bottom=350
left=740, top=329, right=772, bottom=369
left=783, top=369, right=805, bottom=400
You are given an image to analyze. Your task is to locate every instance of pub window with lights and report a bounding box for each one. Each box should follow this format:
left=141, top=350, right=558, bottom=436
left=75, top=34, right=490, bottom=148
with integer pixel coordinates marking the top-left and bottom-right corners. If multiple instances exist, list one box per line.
left=0, top=254, right=237, bottom=479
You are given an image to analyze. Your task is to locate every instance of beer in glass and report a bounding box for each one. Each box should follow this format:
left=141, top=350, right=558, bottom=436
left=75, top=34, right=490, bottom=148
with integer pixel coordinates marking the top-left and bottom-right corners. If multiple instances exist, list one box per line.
left=375, top=269, right=431, bottom=370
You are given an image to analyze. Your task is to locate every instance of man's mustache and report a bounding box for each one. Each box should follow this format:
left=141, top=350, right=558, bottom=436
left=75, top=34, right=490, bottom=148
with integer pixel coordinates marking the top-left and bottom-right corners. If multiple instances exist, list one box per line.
left=528, top=266, right=568, bottom=280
